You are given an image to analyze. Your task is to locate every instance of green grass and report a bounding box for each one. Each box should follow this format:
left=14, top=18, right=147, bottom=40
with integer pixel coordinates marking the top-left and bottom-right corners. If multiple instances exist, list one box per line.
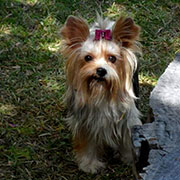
left=0, top=0, right=180, bottom=179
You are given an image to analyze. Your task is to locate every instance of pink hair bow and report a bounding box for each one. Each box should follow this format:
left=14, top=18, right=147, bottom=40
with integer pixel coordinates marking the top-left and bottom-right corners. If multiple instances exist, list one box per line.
left=94, top=29, right=111, bottom=41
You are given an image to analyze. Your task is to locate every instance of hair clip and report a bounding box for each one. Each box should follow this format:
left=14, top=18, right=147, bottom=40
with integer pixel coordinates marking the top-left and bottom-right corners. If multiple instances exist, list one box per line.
left=94, top=29, right=111, bottom=41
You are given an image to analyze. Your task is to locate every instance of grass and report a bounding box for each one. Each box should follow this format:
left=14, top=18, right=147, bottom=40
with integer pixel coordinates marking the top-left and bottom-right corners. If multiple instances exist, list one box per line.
left=0, top=0, right=180, bottom=179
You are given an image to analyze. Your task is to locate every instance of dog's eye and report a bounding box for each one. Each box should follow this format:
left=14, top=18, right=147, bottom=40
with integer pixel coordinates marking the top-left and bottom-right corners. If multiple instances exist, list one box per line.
left=108, top=55, right=117, bottom=63
left=84, top=55, right=93, bottom=62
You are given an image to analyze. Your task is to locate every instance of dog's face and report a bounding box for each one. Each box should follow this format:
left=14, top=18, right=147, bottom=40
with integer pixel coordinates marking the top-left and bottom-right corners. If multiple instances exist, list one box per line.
left=61, top=16, right=140, bottom=106
left=77, top=39, right=125, bottom=104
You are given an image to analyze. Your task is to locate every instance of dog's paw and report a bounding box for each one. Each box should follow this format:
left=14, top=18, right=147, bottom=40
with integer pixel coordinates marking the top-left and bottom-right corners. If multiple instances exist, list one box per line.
left=79, top=159, right=105, bottom=174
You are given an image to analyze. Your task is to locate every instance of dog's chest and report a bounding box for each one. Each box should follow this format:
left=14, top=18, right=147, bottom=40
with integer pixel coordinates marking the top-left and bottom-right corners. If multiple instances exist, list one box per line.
left=73, top=104, right=126, bottom=145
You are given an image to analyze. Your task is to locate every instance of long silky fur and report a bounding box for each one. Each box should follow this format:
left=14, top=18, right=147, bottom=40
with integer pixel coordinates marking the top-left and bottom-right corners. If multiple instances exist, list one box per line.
left=61, top=14, right=142, bottom=172
left=66, top=88, right=140, bottom=147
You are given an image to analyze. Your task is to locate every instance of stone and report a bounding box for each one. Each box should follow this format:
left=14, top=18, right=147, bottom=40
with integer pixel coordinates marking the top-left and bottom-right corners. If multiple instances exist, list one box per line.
left=132, top=53, right=180, bottom=180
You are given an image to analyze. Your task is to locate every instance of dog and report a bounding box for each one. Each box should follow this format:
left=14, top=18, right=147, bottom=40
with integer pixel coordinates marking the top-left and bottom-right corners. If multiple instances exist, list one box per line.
left=60, top=14, right=142, bottom=173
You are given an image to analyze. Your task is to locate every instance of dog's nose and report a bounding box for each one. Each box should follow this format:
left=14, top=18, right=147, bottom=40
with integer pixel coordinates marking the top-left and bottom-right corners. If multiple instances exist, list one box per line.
left=96, top=67, right=107, bottom=77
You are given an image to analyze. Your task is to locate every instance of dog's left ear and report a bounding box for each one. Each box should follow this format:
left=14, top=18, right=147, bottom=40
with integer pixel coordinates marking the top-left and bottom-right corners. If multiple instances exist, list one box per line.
left=112, top=17, right=140, bottom=48
left=60, top=16, right=89, bottom=49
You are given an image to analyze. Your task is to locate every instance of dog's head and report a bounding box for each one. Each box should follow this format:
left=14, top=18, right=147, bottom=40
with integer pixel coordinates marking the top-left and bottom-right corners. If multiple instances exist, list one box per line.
left=61, top=15, right=140, bottom=106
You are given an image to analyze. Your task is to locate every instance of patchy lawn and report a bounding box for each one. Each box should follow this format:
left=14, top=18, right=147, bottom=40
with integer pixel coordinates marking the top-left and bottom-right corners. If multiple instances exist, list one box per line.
left=0, top=0, right=180, bottom=179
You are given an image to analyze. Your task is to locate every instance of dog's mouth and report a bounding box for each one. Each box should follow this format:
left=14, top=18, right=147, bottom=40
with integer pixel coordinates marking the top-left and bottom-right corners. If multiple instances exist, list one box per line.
left=89, top=76, right=105, bottom=82
left=86, top=76, right=107, bottom=92
left=93, top=76, right=105, bottom=82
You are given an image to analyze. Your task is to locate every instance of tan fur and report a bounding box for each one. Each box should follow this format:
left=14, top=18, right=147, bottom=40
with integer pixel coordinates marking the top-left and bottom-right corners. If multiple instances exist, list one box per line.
left=61, top=15, right=142, bottom=174
left=73, top=130, right=88, bottom=153
left=61, top=16, right=89, bottom=50
left=113, top=17, right=140, bottom=49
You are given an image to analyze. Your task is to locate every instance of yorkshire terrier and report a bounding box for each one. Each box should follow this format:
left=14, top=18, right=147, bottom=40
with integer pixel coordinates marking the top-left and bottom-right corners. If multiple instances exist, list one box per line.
left=60, top=14, right=142, bottom=173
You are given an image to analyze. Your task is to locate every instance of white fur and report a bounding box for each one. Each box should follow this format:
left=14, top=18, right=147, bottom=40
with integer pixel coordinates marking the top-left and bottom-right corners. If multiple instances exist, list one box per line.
left=75, top=140, right=105, bottom=173
left=90, top=14, right=115, bottom=38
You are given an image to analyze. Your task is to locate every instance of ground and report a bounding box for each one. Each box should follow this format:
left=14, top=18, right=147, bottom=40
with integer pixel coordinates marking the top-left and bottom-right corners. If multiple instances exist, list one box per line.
left=0, top=0, right=180, bottom=179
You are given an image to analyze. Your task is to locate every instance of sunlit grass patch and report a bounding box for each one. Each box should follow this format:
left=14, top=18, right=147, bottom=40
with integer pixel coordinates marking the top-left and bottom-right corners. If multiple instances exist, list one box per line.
left=139, top=73, right=157, bottom=87
left=0, top=104, right=17, bottom=116
left=0, top=25, right=12, bottom=35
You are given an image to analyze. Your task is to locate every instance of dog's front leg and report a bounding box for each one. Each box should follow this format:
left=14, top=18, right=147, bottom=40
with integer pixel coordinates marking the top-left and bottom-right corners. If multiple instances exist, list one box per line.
left=73, top=132, right=105, bottom=173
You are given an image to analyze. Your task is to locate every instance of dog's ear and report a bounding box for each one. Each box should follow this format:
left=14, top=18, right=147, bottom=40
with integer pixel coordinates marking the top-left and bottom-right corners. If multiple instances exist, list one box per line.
left=112, top=17, right=140, bottom=48
left=60, top=16, right=89, bottom=49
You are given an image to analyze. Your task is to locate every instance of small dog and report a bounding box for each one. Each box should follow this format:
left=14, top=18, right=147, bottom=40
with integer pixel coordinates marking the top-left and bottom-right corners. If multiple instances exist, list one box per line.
left=61, top=14, right=142, bottom=173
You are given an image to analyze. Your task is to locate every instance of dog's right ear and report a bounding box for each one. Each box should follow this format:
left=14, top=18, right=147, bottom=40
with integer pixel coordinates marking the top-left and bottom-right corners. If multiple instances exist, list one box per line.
left=60, top=16, right=89, bottom=49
